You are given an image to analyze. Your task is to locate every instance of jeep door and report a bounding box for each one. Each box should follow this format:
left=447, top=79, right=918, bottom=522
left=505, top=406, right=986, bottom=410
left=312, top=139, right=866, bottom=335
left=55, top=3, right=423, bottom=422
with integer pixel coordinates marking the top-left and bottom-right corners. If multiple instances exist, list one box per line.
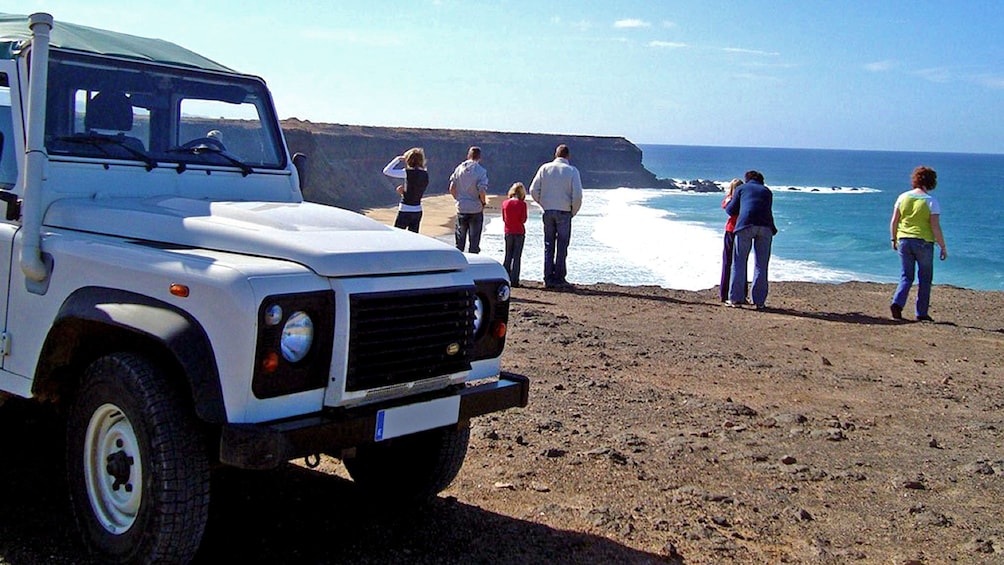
left=0, top=60, right=20, bottom=368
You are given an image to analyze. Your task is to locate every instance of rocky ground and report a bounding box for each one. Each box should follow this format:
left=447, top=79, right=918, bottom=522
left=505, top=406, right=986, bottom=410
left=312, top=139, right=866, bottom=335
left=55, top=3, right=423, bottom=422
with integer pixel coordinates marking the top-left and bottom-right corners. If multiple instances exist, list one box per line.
left=1, top=281, right=1002, bottom=564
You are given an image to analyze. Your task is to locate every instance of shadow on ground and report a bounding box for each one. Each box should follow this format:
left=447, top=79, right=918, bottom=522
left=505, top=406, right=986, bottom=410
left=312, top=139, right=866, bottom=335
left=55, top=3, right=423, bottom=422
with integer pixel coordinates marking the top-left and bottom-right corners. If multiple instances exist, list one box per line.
left=0, top=399, right=673, bottom=565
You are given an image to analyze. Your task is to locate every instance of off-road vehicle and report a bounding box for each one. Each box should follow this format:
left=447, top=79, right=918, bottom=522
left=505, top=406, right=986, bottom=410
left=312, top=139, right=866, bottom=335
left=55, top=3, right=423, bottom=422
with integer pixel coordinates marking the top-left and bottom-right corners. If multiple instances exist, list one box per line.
left=0, top=12, right=527, bottom=564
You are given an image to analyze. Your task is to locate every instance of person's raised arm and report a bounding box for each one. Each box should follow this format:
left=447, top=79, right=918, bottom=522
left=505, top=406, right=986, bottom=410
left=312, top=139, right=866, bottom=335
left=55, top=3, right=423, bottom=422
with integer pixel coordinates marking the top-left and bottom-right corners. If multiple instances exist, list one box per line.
left=382, top=156, right=406, bottom=179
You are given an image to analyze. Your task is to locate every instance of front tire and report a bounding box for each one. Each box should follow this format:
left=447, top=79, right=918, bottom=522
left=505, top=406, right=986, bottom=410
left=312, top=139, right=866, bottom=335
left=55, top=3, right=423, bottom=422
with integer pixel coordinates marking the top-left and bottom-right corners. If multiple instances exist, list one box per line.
left=67, top=353, right=210, bottom=564
left=343, top=424, right=470, bottom=503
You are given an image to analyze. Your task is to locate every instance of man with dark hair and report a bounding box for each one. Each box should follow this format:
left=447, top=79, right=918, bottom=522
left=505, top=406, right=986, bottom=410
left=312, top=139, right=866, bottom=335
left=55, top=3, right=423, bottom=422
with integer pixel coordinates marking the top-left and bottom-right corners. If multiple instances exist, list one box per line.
left=449, top=146, right=489, bottom=253
left=725, top=170, right=777, bottom=309
left=530, top=144, right=583, bottom=289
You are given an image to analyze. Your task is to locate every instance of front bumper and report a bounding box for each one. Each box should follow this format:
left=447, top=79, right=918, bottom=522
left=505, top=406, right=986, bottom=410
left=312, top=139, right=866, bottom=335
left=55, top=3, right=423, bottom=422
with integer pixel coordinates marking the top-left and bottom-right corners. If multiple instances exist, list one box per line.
left=219, top=372, right=530, bottom=469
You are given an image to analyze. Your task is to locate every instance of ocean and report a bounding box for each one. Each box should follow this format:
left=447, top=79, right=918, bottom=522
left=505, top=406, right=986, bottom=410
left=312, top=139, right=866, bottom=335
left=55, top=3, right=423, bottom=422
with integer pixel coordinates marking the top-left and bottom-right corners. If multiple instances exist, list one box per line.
left=479, top=145, right=1004, bottom=292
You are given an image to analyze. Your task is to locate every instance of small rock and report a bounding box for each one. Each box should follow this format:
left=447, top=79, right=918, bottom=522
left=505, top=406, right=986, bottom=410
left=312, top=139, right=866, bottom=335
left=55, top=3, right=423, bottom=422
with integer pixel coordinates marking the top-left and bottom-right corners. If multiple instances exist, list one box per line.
left=928, top=437, right=940, bottom=449
left=662, top=541, right=683, bottom=560
left=493, top=481, right=515, bottom=490
left=529, top=482, right=551, bottom=492
left=795, top=508, right=813, bottom=521
left=964, top=538, right=995, bottom=554
left=914, top=510, right=950, bottom=527
left=781, top=455, right=797, bottom=465
left=901, top=479, right=926, bottom=490
left=721, top=402, right=757, bottom=417
left=774, top=412, right=808, bottom=425
left=608, top=450, right=629, bottom=465
left=963, top=461, right=994, bottom=475
left=711, top=515, right=730, bottom=527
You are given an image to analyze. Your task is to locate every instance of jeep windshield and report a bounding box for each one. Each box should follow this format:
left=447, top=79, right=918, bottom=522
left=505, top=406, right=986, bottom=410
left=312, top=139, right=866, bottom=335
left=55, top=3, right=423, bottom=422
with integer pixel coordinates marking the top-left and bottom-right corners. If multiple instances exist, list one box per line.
left=44, top=50, right=284, bottom=171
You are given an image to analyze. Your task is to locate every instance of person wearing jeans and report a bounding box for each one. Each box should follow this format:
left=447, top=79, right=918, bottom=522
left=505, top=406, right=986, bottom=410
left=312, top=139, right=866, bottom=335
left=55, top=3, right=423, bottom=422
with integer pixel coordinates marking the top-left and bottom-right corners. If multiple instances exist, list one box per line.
left=890, top=166, right=947, bottom=321
left=529, top=144, right=583, bottom=289
left=892, top=238, right=935, bottom=319
left=731, top=224, right=773, bottom=308
left=502, top=182, right=528, bottom=287
left=542, top=210, right=573, bottom=287
left=724, top=170, right=777, bottom=309
left=449, top=146, right=489, bottom=253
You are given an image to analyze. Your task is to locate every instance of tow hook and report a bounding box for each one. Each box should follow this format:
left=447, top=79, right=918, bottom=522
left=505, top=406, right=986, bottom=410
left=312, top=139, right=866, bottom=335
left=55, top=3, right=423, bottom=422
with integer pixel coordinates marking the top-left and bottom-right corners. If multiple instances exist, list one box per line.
left=303, top=453, right=321, bottom=469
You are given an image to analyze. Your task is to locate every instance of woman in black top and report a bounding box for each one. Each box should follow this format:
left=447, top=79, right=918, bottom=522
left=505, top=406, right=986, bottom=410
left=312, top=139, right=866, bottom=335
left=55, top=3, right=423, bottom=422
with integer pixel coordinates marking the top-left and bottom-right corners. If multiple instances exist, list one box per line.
left=382, top=147, right=429, bottom=233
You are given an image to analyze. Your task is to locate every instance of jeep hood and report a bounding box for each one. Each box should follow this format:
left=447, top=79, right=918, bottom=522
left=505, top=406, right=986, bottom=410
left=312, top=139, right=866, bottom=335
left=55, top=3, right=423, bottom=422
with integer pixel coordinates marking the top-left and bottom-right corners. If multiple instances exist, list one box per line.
left=44, top=197, right=468, bottom=276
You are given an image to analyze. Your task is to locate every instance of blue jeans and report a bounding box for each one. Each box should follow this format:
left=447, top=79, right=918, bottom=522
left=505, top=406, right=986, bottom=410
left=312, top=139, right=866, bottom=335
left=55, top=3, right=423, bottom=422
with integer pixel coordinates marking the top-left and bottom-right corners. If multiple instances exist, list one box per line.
left=730, top=225, right=773, bottom=306
left=455, top=212, right=484, bottom=253
left=892, top=238, right=934, bottom=317
left=504, top=233, right=525, bottom=285
left=542, top=210, right=572, bottom=285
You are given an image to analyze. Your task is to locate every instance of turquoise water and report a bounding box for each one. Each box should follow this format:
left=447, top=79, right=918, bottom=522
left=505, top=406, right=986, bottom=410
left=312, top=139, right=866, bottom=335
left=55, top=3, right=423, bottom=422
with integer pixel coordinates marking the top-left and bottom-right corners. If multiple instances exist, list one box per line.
left=480, top=145, right=1004, bottom=291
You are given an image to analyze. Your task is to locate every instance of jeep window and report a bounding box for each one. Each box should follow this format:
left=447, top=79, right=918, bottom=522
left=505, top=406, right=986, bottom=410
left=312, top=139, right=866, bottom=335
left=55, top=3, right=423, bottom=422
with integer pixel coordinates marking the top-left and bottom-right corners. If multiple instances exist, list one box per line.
left=1, top=74, right=16, bottom=189
left=44, top=51, right=284, bottom=170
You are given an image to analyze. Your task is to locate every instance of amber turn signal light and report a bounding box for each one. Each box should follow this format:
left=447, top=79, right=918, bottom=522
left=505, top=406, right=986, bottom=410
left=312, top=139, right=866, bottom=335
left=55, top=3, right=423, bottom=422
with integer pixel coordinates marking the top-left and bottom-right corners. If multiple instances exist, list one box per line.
left=492, top=321, right=507, bottom=338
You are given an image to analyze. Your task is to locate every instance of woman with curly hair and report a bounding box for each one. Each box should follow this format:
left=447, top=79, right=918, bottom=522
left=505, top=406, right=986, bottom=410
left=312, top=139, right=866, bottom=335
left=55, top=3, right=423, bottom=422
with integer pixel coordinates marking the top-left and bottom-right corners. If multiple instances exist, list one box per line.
left=382, top=147, right=429, bottom=233
left=889, top=166, right=948, bottom=322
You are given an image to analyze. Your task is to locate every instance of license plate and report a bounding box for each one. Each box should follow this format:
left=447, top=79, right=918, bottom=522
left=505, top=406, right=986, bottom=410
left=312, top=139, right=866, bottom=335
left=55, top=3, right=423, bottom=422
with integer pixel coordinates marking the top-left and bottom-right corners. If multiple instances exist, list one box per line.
left=374, top=396, right=461, bottom=442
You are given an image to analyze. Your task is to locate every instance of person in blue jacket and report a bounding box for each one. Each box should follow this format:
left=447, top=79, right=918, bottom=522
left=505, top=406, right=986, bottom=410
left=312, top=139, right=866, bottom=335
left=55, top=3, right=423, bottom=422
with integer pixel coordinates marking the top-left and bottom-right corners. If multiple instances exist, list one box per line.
left=724, top=170, right=777, bottom=310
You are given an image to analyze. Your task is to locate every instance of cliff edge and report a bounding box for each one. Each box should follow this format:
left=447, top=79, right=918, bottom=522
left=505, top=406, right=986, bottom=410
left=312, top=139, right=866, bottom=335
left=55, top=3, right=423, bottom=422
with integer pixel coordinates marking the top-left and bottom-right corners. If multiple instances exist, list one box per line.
left=282, top=120, right=673, bottom=210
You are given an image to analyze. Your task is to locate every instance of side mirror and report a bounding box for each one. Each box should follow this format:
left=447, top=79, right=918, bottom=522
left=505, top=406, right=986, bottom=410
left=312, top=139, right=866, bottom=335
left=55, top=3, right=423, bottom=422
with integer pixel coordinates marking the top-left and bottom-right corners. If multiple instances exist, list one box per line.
left=292, top=152, right=307, bottom=190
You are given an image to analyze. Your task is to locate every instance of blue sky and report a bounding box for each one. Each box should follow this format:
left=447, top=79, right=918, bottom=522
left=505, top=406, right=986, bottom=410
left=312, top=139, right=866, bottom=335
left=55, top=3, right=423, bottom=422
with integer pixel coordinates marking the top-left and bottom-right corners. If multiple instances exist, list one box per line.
left=19, top=1, right=1004, bottom=154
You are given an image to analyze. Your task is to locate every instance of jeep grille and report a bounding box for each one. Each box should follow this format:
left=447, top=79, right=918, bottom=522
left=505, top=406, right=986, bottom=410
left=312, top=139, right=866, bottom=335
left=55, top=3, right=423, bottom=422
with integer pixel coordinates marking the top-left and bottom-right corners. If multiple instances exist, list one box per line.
left=346, top=287, right=475, bottom=391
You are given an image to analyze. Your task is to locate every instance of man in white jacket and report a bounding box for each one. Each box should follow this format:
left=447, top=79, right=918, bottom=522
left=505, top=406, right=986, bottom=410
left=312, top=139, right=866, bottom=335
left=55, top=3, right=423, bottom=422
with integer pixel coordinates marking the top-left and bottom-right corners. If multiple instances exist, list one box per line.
left=529, top=144, right=583, bottom=289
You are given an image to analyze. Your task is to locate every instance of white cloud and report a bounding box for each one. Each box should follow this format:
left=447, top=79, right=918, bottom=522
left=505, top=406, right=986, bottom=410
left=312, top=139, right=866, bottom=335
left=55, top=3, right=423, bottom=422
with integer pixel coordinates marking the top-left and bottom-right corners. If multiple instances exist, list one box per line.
left=649, top=41, right=688, bottom=49
left=614, top=18, right=650, bottom=29
left=661, top=20, right=678, bottom=28
left=913, top=67, right=952, bottom=83
left=974, top=74, right=1004, bottom=89
left=722, top=47, right=780, bottom=57
left=864, top=60, right=895, bottom=72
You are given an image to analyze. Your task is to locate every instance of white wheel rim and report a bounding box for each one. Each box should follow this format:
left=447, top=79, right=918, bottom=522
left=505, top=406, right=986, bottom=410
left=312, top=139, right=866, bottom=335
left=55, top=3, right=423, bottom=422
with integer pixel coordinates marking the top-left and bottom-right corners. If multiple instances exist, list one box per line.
left=83, top=403, right=143, bottom=534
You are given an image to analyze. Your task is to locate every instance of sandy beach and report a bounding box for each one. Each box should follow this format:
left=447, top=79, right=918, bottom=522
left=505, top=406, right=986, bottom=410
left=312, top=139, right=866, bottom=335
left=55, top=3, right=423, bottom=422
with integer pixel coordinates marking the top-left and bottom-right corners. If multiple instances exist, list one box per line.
left=363, top=193, right=501, bottom=239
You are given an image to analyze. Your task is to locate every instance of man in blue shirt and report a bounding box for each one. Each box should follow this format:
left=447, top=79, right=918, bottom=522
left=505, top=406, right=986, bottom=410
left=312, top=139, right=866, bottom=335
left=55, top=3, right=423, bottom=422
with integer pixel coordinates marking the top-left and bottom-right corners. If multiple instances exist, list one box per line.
left=724, top=170, right=777, bottom=309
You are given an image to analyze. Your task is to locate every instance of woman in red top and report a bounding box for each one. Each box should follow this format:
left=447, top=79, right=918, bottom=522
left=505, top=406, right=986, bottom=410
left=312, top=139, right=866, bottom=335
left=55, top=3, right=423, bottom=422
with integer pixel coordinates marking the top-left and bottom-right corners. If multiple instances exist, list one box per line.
left=720, top=178, right=744, bottom=303
left=502, top=182, right=528, bottom=287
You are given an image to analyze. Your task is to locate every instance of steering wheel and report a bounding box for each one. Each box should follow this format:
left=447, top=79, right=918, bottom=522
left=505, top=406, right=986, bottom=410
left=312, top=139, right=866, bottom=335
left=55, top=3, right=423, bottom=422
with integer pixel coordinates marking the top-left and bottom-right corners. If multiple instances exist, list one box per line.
left=179, top=136, right=225, bottom=152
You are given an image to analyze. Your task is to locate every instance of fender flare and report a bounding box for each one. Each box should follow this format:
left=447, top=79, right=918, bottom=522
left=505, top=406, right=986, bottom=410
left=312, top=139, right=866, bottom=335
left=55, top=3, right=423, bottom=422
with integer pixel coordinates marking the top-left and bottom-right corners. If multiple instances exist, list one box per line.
left=40, top=286, right=226, bottom=423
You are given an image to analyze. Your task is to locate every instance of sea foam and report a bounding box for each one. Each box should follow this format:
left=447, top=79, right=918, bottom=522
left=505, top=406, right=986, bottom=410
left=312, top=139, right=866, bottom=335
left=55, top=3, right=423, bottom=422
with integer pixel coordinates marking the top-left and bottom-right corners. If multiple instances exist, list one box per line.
left=481, top=188, right=869, bottom=291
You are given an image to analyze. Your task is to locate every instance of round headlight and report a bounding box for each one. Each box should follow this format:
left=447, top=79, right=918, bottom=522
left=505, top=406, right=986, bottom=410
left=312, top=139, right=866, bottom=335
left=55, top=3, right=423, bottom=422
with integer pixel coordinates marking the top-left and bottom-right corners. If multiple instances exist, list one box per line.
left=497, top=284, right=511, bottom=302
left=280, top=311, right=314, bottom=363
left=264, top=304, right=283, bottom=327
left=472, top=295, right=485, bottom=334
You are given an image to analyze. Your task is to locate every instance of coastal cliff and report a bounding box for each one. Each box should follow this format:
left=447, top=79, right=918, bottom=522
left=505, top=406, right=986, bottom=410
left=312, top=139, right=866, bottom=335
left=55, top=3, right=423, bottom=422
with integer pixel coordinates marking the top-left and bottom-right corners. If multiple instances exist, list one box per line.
left=282, top=119, right=674, bottom=210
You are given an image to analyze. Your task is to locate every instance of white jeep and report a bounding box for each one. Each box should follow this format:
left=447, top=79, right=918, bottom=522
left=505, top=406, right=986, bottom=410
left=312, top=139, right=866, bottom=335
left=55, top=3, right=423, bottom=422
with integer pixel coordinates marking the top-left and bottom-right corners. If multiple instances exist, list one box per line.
left=0, top=12, right=527, bottom=564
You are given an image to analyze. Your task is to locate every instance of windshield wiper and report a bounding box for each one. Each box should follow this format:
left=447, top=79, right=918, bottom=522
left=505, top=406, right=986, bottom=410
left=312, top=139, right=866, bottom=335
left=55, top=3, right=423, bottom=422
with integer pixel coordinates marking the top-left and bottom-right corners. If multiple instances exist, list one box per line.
left=55, top=134, right=158, bottom=171
left=167, top=141, right=254, bottom=177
